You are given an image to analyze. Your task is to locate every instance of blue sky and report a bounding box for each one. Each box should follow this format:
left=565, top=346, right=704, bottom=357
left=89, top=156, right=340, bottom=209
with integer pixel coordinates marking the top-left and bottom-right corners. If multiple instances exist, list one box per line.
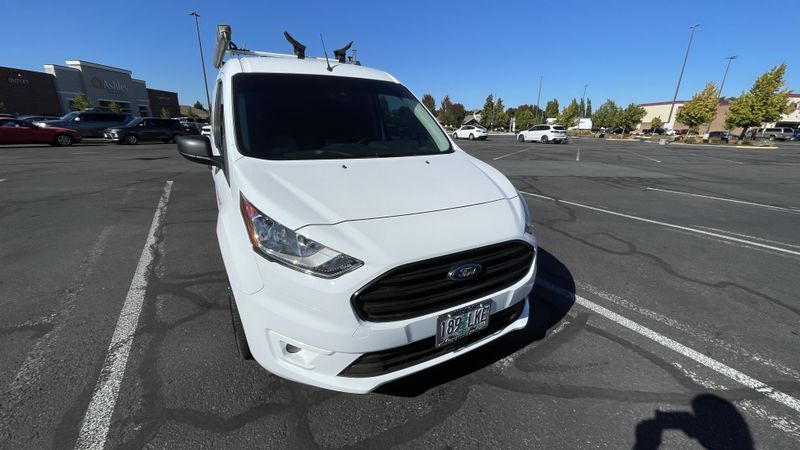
left=5, top=0, right=796, bottom=111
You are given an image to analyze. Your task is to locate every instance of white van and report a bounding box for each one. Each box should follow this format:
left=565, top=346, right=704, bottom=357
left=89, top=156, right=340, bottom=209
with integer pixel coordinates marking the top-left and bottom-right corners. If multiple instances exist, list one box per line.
left=177, top=26, right=538, bottom=393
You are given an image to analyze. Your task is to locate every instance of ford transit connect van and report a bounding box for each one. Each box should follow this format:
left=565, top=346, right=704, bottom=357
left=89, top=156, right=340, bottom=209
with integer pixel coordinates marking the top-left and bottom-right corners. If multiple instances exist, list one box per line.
left=176, top=26, right=538, bottom=393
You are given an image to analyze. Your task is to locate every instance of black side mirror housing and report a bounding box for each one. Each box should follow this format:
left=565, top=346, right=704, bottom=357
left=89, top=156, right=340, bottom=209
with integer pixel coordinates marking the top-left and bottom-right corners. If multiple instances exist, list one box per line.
left=177, top=135, right=223, bottom=168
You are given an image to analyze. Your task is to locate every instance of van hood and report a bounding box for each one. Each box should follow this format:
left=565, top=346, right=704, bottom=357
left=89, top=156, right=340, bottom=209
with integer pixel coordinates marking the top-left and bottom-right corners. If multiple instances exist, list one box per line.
left=235, top=151, right=516, bottom=230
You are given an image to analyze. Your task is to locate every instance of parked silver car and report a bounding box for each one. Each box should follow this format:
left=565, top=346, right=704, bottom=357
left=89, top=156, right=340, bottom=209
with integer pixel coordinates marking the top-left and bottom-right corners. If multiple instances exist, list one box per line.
left=748, top=127, right=794, bottom=141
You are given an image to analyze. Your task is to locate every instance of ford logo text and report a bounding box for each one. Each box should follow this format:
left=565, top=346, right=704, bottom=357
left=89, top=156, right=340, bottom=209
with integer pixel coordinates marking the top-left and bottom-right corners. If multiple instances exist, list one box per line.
left=448, top=263, right=482, bottom=281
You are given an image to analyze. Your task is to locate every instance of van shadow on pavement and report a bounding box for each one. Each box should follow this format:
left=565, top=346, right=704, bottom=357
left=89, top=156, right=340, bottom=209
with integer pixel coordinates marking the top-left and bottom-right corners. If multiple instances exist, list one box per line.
left=378, top=247, right=575, bottom=397
left=634, top=394, right=754, bottom=450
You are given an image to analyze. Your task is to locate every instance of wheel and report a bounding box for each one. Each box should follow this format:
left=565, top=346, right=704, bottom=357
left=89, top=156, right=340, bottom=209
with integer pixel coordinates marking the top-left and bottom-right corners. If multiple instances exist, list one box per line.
left=54, top=134, right=72, bottom=146
left=468, top=134, right=474, bottom=140
left=171, top=134, right=181, bottom=143
left=229, top=294, right=253, bottom=360
left=452, top=133, right=458, bottom=140
left=124, top=134, right=138, bottom=145
left=540, top=135, right=549, bottom=144
left=768, top=135, right=776, bottom=141
left=517, top=134, right=525, bottom=143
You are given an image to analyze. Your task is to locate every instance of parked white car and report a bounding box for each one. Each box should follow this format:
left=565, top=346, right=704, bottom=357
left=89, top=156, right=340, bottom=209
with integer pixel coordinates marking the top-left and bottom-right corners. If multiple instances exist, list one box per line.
left=176, top=26, right=538, bottom=393
left=452, top=125, right=488, bottom=140
left=517, top=124, right=567, bottom=144
left=200, top=124, right=211, bottom=137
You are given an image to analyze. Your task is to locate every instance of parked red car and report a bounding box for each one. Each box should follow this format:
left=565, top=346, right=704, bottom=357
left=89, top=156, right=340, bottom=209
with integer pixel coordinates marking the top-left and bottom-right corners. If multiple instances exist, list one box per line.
left=0, top=118, right=81, bottom=146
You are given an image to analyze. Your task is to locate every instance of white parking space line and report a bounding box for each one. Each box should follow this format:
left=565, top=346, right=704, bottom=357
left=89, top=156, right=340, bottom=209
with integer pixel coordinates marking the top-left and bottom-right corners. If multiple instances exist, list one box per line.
left=694, top=225, right=800, bottom=250
left=703, top=155, right=744, bottom=165
left=71, top=152, right=100, bottom=155
left=626, top=150, right=661, bottom=163
left=75, top=180, right=173, bottom=450
left=645, top=187, right=800, bottom=213
left=576, top=147, right=580, bottom=162
left=0, top=178, right=6, bottom=182
left=538, top=279, right=800, bottom=415
left=493, top=149, right=527, bottom=160
left=576, top=280, right=800, bottom=381
left=521, top=191, right=800, bottom=258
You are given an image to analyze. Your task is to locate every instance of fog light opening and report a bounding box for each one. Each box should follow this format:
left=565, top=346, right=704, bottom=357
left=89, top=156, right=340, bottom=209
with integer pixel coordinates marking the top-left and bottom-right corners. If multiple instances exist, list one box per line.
left=285, top=344, right=301, bottom=354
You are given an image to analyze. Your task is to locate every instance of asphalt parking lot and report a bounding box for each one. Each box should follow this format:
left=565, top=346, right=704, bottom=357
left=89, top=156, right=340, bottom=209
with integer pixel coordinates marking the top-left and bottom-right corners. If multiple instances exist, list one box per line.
left=1, top=136, right=799, bottom=449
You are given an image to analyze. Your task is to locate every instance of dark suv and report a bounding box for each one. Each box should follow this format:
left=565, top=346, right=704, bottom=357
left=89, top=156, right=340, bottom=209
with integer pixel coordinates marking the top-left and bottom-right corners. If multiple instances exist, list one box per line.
left=103, top=118, right=184, bottom=145
left=36, top=111, right=133, bottom=138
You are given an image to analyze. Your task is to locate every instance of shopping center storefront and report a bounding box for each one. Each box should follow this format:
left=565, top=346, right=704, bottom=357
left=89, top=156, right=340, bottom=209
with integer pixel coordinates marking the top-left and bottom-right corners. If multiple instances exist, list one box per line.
left=0, top=67, right=62, bottom=116
left=0, top=60, right=179, bottom=117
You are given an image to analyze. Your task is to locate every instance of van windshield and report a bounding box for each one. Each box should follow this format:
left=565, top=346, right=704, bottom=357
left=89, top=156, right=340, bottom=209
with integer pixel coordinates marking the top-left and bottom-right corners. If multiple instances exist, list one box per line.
left=232, top=74, right=452, bottom=160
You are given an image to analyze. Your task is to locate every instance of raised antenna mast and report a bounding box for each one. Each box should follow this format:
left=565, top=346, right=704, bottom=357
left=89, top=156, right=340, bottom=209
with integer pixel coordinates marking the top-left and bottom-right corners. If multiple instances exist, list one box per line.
left=319, top=34, right=333, bottom=72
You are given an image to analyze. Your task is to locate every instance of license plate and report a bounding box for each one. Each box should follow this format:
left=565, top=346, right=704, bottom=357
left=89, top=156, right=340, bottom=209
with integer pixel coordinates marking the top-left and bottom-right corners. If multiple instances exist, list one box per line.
left=435, top=300, right=491, bottom=347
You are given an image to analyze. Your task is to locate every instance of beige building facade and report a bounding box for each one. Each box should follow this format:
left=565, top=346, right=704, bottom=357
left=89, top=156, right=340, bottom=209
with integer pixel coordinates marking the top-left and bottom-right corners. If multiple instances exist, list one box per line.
left=639, top=93, right=799, bottom=132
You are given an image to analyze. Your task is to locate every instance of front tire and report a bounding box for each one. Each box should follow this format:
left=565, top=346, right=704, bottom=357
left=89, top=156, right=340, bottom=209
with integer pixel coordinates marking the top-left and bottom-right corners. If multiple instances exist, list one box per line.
left=124, top=134, right=138, bottom=145
left=468, top=134, right=474, bottom=140
left=518, top=134, right=525, bottom=142
left=54, top=134, right=73, bottom=146
left=229, top=294, right=253, bottom=360
left=171, top=133, right=181, bottom=143
left=541, top=135, right=549, bottom=144
left=452, top=133, right=458, bottom=140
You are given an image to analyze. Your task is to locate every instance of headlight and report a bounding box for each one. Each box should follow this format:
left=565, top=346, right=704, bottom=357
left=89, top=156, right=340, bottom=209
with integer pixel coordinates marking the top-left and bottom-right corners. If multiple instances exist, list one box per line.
left=517, top=191, right=535, bottom=235
left=240, top=194, right=363, bottom=278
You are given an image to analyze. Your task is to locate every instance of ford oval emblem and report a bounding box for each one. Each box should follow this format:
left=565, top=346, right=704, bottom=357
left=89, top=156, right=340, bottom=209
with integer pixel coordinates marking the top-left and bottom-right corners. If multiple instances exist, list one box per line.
left=448, top=263, right=482, bottom=281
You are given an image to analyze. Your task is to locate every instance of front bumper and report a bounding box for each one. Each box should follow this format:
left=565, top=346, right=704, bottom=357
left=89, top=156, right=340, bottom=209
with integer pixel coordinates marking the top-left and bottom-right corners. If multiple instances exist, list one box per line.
left=232, top=254, right=535, bottom=393
left=103, top=132, right=121, bottom=142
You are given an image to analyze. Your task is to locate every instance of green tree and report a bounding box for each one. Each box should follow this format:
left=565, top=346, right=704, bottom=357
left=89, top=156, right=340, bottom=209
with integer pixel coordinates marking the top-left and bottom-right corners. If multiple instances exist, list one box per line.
left=650, top=116, right=664, bottom=130
left=450, top=103, right=467, bottom=126
left=617, top=103, right=647, bottom=132
left=592, top=100, right=620, bottom=128
left=160, top=107, right=171, bottom=118
left=557, top=99, right=580, bottom=128
left=437, top=95, right=454, bottom=127
left=421, top=94, right=436, bottom=115
left=515, top=108, right=535, bottom=130
left=71, top=93, right=91, bottom=111
left=544, top=99, right=559, bottom=118
left=108, top=101, right=122, bottom=112
left=725, top=63, right=793, bottom=138
left=676, top=82, right=719, bottom=134
left=193, top=100, right=206, bottom=111
left=494, top=98, right=507, bottom=129
left=579, top=98, right=586, bottom=117
left=586, top=98, right=593, bottom=118
left=481, top=94, right=495, bottom=128
left=532, top=105, right=545, bottom=123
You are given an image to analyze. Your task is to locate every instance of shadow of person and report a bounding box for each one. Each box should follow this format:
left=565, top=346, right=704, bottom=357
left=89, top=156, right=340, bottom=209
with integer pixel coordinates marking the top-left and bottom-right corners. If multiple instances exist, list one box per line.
left=634, top=394, right=754, bottom=450
left=376, top=247, right=575, bottom=397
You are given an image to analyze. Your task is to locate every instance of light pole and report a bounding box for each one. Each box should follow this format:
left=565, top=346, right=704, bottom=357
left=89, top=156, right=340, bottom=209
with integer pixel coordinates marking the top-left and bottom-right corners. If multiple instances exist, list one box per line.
left=535, top=75, right=543, bottom=123
left=706, top=55, right=737, bottom=134
left=666, top=24, right=700, bottom=127
left=580, top=84, right=589, bottom=128
left=189, top=12, right=212, bottom=112
left=718, top=55, right=737, bottom=99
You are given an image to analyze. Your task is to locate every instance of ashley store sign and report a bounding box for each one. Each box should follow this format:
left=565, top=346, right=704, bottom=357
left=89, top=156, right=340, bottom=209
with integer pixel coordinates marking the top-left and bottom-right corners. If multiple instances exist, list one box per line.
left=91, top=76, right=129, bottom=94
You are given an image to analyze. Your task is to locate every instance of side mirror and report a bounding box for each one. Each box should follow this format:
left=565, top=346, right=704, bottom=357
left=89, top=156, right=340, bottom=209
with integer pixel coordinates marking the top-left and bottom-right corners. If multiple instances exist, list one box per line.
left=176, top=135, right=223, bottom=168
